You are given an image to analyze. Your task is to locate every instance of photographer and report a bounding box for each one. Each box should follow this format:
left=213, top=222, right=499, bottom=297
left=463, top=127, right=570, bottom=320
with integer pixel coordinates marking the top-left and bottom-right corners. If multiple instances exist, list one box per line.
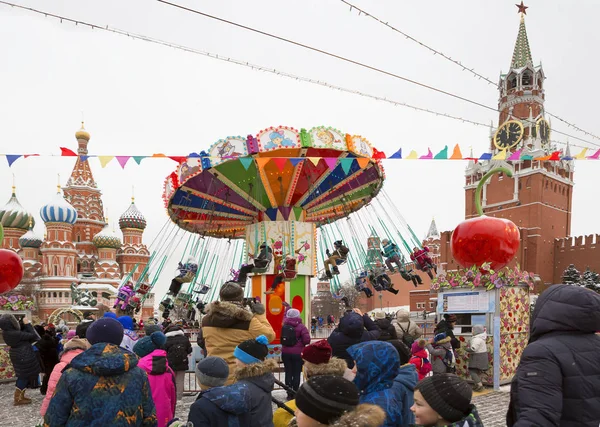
left=201, top=282, right=275, bottom=385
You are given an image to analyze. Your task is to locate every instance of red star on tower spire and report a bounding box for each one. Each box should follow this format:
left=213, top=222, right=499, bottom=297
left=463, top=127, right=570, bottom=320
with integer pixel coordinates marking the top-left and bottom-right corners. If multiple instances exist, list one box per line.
left=516, top=1, right=528, bottom=15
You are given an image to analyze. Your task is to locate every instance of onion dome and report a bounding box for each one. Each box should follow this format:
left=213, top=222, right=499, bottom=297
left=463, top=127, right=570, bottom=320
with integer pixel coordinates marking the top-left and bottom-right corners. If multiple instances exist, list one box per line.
left=0, top=188, right=34, bottom=230
left=119, top=198, right=147, bottom=230
left=40, top=187, right=78, bottom=225
left=19, top=227, right=43, bottom=248
left=92, top=223, right=122, bottom=249
left=75, top=122, right=90, bottom=141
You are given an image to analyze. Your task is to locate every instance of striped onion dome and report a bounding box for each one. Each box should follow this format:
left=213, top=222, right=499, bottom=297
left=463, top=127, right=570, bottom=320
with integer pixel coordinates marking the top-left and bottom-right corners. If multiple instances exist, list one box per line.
left=40, top=190, right=78, bottom=225
left=92, top=224, right=122, bottom=249
left=0, top=190, right=34, bottom=230
left=19, top=228, right=43, bottom=248
left=119, top=200, right=147, bottom=230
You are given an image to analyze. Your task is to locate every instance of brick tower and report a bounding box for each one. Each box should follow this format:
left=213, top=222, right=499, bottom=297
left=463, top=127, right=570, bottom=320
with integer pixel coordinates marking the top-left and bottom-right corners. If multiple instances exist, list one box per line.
left=464, top=7, right=574, bottom=292
left=117, top=197, right=150, bottom=282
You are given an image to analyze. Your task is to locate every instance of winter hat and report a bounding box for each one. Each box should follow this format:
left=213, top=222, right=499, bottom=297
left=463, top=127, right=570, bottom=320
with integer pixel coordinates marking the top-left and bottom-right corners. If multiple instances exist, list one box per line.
left=219, top=281, right=244, bottom=302
left=133, top=331, right=167, bottom=358
left=301, top=339, right=332, bottom=364
left=374, top=311, right=386, bottom=320
left=415, top=374, right=473, bottom=422
left=434, top=332, right=451, bottom=345
left=144, top=323, right=162, bottom=335
left=103, top=312, right=118, bottom=319
left=233, top=335, right=269, bottom=364
left=396, top=309, right=410, bottom=322
left=412, top=338, right=427, bottom=354
left=117, top=316, right=134, bottom=331
left=75, top=320, right=93, bottom=339
left=195, top=356, right=229, bottom=388
left=295, top=375, right=360, bottom=424
left=472, top=325, right=485, bottom=335
left=86, top=318, right=124, bottom=345
left=66, top=330, right=77, bottom=340
left=286, top=308, right=301, bottom=319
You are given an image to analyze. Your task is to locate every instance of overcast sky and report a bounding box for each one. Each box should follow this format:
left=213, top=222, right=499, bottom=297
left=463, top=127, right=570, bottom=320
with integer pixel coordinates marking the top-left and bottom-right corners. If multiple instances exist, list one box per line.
left=1, top=0, right=598, bottom=298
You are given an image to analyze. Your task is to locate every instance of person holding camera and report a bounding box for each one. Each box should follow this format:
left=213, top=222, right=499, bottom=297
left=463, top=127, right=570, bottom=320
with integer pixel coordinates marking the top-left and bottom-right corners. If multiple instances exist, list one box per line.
left=200, top=282, right=276, bottom=385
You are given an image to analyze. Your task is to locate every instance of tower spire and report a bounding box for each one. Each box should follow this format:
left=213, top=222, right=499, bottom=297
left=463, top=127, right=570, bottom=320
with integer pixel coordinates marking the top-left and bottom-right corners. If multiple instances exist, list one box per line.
left=511, top=3, right=533, bottom=69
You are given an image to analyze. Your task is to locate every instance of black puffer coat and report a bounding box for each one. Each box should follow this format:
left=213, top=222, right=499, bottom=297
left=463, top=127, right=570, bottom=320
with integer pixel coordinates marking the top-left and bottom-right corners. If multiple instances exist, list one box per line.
left=37, top=333, right=59, bottom=374
left=164, top=326, right=192, bottom=371
left=0, top=315, right=41, bottom=379
left=328, top=311, right=380, bottom=369
left=507, top=284, right=600, bottom=427
left=374, top=317, right=410, bottom=365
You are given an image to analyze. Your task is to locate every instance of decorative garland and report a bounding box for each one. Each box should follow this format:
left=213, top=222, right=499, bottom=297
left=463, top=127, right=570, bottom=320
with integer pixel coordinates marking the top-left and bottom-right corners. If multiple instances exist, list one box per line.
left=0, top=295, right=35, bottom=311
left=431, top=262, right=535, bottom=292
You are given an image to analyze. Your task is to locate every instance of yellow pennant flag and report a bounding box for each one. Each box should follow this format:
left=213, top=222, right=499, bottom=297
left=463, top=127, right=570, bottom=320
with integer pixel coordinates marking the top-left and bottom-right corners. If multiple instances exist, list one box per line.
left=307, top=157, right=320, bottom=166
left=574, top=148, right=588, bottom=159
left=405, top=150, right=418, bottom=159
left=98, top=156, right=114, bottom=168
left=492, top=150, right=507, bottom=160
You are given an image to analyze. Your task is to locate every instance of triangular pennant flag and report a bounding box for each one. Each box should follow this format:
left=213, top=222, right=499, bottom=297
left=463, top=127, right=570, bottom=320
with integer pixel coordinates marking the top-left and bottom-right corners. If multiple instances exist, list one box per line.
left=372, top=148, right=386, bottom=159
left=479, top=153, right=493, bottom=160
left=98, top=156, right=114, bottom=168
left=419, top=148, right=433, bottom=159
left=406, top=150, right=418, bottom=159
left=521, top=154, right=533, bottom=160
left=534, top=154, right=551, bottom=161
left=308, top=157, right=320, bottom=166
left=324, top=157, right=338, bottom=170
left=356, top=158, right=370, bottom=169
left=389, top=148, right=402, bottom=159
left=507, top=150, right=522, bottom=161
left=116, top=156, right=131, bottom=169
left=272, top=158, right=288, bottom=172
left=24, top=154, right=40, bottom=158
left=293, top=207, right=303, bottom=220
left=255, top=158, right=271, bottom=169
left=60, top=147, right=77, bottom=156
left=239, top=157, right=254, bottom=170
left=549, top=151, right=561, bottom=161
left=340, top=158, right=354, bottom=174
left=492, top=151, right=506, bottom=160
left=450, top=144, right=463, bottom=159
left=187, top=152, right=201, bottom=158
left=133, top=156, right=146, bottom=165
left=433, top=146, right=448, bottom=159
left=574, top=148, right=588, bottom=159
left=152, top=153, right=166, bottom=158
left=587, top=149, right=600, bottom=159
left=168, top=156, right=187, bottom=163
left=289, top=158, right=304, bottom=167
left=6, top=155, right=21, bottom=167
left=79, top=155, right=90, bottom=162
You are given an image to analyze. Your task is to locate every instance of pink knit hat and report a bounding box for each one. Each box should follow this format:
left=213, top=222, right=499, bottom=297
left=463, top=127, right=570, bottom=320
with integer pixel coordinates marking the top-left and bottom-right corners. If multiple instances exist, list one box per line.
left=66, top=330, right=77, bottom=340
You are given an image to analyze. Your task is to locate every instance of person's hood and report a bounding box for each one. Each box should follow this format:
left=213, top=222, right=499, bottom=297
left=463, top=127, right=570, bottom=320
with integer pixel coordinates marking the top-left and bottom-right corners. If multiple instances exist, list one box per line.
left=165, top=329, right=185, bottom=338
left=394, top=364, right=418, bottom=390
left=62, top=338, right=90, bottom=354
left=412, top=347, right=428, bottom=359
left=203, top=301, right=253, bottom=328
left=434, top=335, right=452, bottom=345
left=472, top=331, right=487, bottom=341
left=0, top=314, right=20, bottom=331
left=164, top=324, right=184, bottom=335
left=233, top=358, right=276, bottom=393
left=472, top=325, right=485, bottom=336
left=202, top=382, right=253, bottom=415
left=396, top=309, right=410, bottom=322
left=303, top=357, right=347, bottom=378
left=530, top=284, right=600, bottom=343
left=375, top=318, right=392, bottom=329
left=338, top=312, right=365, bottom=339
left=284, top=317, right=302, bottom=327
left=435, top=341, right=452, bottom=350
left=347, top=341, right=399, bottom=394
left=330, top=403, right=386, bottom=427
left=137, top=349, right=170, bottom=375
left=70, top=342, right=139, bottom=377
left=444, top=405, right=484, bottom=427
left=60, top=348, right=86, bottom=365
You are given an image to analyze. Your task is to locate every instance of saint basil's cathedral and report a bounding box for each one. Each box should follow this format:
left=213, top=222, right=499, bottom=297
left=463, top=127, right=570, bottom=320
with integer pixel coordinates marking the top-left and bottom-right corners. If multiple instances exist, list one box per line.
left=0, top=124, right=155, bottom=321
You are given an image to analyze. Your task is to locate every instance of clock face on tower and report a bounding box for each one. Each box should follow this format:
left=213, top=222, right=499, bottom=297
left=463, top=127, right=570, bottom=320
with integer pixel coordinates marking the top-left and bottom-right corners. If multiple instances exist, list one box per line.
left=536, top=118, right=551, bottom=144
left=493, top=120, right=524, bottom=151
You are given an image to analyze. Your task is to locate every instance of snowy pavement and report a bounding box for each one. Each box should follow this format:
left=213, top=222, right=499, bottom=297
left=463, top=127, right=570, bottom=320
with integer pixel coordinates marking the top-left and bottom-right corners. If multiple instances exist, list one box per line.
left=0, top=382, right=510, bottom=427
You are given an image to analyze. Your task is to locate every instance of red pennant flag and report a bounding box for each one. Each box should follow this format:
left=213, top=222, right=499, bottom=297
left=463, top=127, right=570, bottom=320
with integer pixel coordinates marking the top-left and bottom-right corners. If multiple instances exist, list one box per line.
left=60, top=147, right=77, bottom=156
left=372, top=147, right=386, bottom=159
left=24, top=154, right=40, bottom=158
left=271, top=158, right=288, bottom=172
left=549, top=151, right=561, bottom=161
left=168, top=156, right=187, bottom=163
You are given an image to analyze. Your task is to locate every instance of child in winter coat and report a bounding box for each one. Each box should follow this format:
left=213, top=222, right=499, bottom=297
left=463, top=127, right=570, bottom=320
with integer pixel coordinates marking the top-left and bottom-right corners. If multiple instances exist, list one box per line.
left=429, top=333, right=456, bottom=375
left=347, top=341, right=417, bottom=427
left=409, top=339, right=432, bottom=380
left=466, top=325, right=488, bottom=392
left=411, top=374, right=484, bottom=426
left=133, top=331, right=177, bottom=427
left=40, top=338, right=91, bottom=416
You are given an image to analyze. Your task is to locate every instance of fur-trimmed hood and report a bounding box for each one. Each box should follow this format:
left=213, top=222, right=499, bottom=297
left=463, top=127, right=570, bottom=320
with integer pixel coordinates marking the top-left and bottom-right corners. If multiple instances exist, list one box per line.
left=203, top=301, right=253, bottom=327
left=304, top=356, right=347, bottom=378
left=62, top=337, right=91, bottom=353
left=0, top=314, right=20, bottom=331
left=234, top=357, right=277, bottom=381
left=287, top=403, right=385, bottom=427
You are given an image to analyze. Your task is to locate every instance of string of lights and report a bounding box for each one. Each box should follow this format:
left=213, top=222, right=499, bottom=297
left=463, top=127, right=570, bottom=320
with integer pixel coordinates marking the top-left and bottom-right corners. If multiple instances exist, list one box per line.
left=339, top=0, right=600, bottom=142
left=1, top=0, right=598, bottom=151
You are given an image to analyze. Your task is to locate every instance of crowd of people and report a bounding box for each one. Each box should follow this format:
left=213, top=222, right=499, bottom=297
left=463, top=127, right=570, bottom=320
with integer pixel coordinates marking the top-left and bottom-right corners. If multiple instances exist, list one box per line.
left=0, top=283, right=598, bottom=426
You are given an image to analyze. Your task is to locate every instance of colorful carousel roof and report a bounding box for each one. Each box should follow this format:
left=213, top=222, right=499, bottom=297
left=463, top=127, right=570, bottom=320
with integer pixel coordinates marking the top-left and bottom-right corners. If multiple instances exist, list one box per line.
left=164, top=126, right=386, bottom=238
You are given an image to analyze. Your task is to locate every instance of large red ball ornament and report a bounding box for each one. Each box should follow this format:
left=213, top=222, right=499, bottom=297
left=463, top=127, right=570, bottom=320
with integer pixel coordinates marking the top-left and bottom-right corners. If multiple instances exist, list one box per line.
left=0, top=248, right=24, bottom=294
left=451, top=167, right=520, bottom=270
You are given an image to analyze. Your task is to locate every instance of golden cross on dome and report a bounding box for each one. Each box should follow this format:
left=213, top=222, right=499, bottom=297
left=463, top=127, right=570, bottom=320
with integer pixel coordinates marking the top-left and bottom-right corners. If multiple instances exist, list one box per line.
left=516, top=1, right=528, bottom=15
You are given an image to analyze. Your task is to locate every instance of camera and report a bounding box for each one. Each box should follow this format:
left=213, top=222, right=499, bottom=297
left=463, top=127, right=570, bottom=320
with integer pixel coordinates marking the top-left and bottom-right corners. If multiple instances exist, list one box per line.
left=242, top=297, right=258, bottom=307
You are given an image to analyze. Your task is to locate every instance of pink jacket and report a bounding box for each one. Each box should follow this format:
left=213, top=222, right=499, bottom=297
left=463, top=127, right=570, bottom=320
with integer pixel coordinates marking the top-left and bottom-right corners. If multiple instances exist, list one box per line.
left=137, top=349, right=177, bottom=427
left=40, top=338, right=90, bottom=416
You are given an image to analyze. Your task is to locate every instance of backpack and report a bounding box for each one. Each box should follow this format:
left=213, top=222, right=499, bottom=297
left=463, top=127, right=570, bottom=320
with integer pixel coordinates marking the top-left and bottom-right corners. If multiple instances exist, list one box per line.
left=398, top=321, right=416, bottom=347
left=280, top=324, right=298, bottom=347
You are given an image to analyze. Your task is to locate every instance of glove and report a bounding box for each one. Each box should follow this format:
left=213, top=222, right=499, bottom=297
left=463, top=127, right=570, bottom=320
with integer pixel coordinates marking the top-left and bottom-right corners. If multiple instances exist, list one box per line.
left=326, top=249, right=331, bottom=256
left=380, top=251, right=385, bottom=256
left=250, top=302, right=266, bottom=315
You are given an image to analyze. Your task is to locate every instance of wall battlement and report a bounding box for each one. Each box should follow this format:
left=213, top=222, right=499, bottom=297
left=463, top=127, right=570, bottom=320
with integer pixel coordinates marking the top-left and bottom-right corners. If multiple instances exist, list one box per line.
left=555, top=234, right=599, bottom=250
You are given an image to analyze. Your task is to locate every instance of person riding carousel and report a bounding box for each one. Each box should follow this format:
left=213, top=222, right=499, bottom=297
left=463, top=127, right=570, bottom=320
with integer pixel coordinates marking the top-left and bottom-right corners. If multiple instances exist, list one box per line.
left=265, top=247, right=303, bottom=295
left=236, top=242, right=273, bottom=286
left=410, top=246, right=437, bottom=277
left=381, top=239, right=423, bottom=287
left=320, top=240, right=349, bottom=280
left=368, top=261, right=398, bottom=294
left=354, top=271, right=373, bottom=298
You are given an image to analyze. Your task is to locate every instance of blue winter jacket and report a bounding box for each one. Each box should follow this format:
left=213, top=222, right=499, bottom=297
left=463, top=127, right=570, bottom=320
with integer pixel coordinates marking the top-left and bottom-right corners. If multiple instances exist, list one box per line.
left=187, top=385, right=252, bottom=427
left=382, top=241, right=402, bottom=260
left=43, top=343, right=156, bottom=427
left=348, top=341, right=417, bottom=427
